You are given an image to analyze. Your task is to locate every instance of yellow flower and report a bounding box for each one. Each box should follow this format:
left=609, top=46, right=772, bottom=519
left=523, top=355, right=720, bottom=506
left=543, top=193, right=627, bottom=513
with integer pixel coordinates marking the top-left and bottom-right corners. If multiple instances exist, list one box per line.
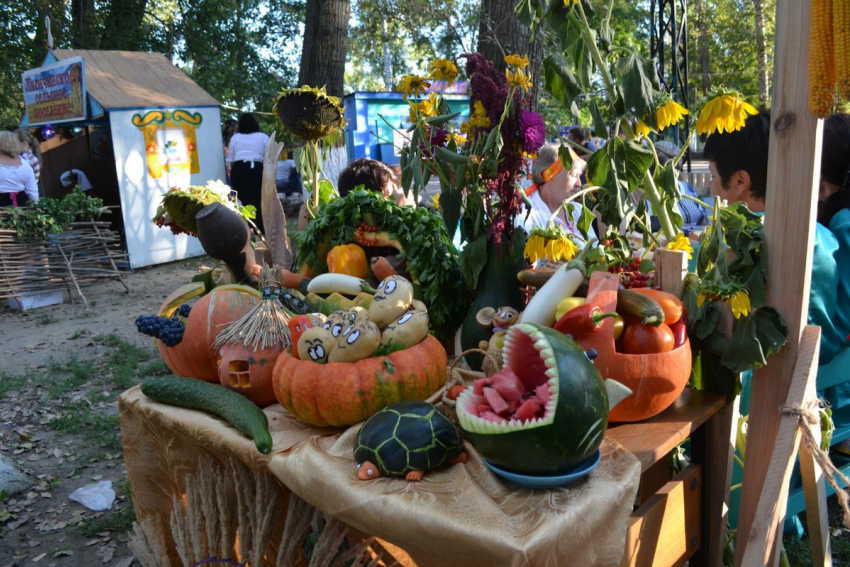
left=504, top=54, right=529, bottom=69
left=665, top=233, right=694, bottom=259
left=397, top=75, right=431, bottom=98
left=448, top=132, right=467, bottom=146
left=728, top=289, right=751, bottom=319
left=506, top=68, right=533, bottom=92
left=656, top=99, right=689, bottom=130
left=429, top=58, right=458, bottom=83
left=524, top=228, right=579, bottom=263
left=460, top=121, right=473, bottom=134
left=408, top=92, right=439, bottom=122
left=563, top=0, right=579, bottom=5
left=695, top=93, right=758, bottom=135
left=468, top=100, right=491, bottom=128
left=429, top=194, right=440, bottom=212
left=635, top=120, right=651, bottom=138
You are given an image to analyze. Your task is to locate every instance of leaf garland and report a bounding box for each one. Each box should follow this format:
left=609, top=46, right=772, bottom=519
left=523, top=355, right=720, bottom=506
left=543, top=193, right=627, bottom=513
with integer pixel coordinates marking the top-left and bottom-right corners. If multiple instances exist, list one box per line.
left=294, top=189, right=469, bottom=345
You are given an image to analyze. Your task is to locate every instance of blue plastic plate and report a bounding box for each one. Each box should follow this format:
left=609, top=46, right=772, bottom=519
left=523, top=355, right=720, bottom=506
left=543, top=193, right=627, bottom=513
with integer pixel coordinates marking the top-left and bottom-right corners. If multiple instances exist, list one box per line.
left=483, top=449, right=602, bottom=489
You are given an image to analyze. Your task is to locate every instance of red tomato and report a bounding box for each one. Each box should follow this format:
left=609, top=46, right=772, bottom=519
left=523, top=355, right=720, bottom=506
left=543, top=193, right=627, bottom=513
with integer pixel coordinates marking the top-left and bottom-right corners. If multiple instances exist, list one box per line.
left=447, top=384, right=468, bottom=401
left=630, top=289, right=684, bottom=325
left=623, top=323, right=675, bottom=354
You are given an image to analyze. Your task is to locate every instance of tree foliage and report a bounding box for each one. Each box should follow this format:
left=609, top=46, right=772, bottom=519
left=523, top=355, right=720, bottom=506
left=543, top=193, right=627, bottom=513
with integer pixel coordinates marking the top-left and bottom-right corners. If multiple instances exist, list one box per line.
left=0, top=0, right=303, bottom=129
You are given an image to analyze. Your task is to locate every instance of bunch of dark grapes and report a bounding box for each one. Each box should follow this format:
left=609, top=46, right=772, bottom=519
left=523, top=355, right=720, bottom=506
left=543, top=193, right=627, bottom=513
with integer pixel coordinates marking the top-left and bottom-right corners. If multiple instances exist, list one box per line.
left=135, top=314, right=185, bottom=347
left=608, top=257, right=653, bottom=289
left=176, top=303, right=192, bottom=318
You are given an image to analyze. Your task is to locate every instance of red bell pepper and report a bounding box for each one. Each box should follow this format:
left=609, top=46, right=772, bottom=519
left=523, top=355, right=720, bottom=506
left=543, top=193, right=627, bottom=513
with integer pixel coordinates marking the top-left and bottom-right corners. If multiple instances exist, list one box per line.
left=554, top=304, right=618, bottom=338
left=288, top=315, right=313, bottom=359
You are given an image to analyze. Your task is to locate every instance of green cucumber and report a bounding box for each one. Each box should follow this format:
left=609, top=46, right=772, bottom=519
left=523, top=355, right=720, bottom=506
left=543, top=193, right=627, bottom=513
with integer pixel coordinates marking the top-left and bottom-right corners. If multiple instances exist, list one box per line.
left=141, top=377, right=273, bottom=453
left=575, top=280, right=664, bottom=326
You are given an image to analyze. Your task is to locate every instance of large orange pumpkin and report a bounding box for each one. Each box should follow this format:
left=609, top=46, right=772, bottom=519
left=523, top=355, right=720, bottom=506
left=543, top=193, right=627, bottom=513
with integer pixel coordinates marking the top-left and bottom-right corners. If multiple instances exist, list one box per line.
left=156, top=288, right=258, bottom=382
left=216, top=342, right=282, bottom=406
left=272, top=334, right=447, bottom=427
left=578, top=272, right=692, bottom=422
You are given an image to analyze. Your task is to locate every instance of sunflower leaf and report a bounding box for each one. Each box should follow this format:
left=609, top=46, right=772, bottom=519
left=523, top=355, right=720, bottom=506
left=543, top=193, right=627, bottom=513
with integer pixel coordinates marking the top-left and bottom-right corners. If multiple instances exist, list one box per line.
left=459, top=234, right=488, bottom=290
left=616, top=53, right=661, bottom=119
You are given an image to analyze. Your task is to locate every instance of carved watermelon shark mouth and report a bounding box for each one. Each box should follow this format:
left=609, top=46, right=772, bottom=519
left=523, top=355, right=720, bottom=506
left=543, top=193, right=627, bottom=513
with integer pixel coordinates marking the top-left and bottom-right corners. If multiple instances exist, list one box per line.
left=458, top=323, right=565, bottom=433
left=455, top=323, right=611, bottom=475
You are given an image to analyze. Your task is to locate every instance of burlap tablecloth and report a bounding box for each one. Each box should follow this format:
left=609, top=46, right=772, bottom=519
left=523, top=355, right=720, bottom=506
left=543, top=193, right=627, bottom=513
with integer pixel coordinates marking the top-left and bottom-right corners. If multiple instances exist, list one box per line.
left=119, top=386, right=640, bottom=567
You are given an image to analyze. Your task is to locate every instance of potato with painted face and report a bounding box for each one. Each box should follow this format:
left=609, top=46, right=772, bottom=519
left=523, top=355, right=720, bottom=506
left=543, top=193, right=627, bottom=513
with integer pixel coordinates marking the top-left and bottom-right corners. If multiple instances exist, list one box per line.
left=380, top=309, right=429, bottom=349
left=323, top=311, right=349, bottom=339
left=368, top=275, right=414, bottom=328
left=297, top=327, right=335, bottom=364
left=307, top=313, right=327, bottom=328
left=345, top=306, right=368, bottom=325
left=329, top=320, right=381, bottom=363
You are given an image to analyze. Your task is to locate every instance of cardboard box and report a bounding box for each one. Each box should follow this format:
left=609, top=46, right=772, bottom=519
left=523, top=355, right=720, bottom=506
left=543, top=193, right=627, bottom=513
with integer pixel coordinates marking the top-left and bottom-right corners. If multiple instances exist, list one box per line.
left=8, top=290, right=64, bottom=312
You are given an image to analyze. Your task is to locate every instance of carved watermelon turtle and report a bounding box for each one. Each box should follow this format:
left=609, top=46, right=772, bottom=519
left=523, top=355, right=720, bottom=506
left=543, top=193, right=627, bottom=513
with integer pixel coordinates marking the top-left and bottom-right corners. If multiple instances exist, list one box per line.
left=354, top=401, right=467, bottom=481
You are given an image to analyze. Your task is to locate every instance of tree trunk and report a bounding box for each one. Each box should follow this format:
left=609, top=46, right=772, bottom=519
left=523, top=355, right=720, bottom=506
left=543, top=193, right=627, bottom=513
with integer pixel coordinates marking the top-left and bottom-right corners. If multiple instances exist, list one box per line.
left=477, top=0, right=542, bottom=108
left=102, top=0, right=149, bottom=50
left=753, top=0, right=769, bottom=107
left=70, top=0, right=97, bottom=48
left=381, top=12, right=392, bottom=91
left=694, top=0, right=711, bottom=94
left=299, top=0, right=351, bottom=97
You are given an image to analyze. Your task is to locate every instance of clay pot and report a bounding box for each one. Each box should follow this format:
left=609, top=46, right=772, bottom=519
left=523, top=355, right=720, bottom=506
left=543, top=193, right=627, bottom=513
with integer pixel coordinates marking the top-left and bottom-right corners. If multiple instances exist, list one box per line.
left=578, top=271, right=692, bottom=422
left=216, top=342, right=283, bottom=407
left=195, top=203, right=257, bottom=283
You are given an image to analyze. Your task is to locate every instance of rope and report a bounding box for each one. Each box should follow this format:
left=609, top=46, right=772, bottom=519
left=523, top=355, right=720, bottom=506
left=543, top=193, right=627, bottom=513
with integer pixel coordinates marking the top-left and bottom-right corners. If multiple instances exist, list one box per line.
left=780, top=401, right=850, bottom=528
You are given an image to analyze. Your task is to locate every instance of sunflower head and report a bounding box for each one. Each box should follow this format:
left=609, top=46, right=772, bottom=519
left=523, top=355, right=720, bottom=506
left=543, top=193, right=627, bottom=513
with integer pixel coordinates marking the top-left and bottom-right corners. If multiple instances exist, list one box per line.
left=695, top=88, right=758, bottom=135
left=524, top=224, right=579, bottom=264
left=654, top=94, right=689, bottom=131
left=429, top=58, right=458, bottom=83
left=665, top=232, right=694, bottom=259
left=504, top=54, right=529, bottom=69
left=397, top=75, right=431, bottom=98
left=274, top=86, right=346, bottom=142
left=506, top=68, right=533, bottom=92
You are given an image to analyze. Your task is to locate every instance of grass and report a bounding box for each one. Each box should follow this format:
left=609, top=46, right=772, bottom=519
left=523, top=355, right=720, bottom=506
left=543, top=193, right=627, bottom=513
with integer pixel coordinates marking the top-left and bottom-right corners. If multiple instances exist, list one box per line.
left=139, top=358, right=171, bottom=377
left=36, top=313, right=55, bottom=326
left=783, top=496, right=850, bottom=566
left=48, top=401, right=122, bottom=449
left=0, top=372, right=29, bottom=397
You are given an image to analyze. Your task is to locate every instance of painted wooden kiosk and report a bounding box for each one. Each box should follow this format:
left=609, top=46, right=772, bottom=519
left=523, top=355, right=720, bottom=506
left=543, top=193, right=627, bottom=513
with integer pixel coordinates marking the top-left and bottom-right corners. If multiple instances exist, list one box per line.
left=21, top=49, right=227, bottom=268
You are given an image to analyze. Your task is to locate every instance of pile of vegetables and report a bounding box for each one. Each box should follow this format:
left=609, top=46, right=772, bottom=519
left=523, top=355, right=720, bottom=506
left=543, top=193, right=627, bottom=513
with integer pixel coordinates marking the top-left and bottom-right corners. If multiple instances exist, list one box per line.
left=294, top=190, right=468, bottom=345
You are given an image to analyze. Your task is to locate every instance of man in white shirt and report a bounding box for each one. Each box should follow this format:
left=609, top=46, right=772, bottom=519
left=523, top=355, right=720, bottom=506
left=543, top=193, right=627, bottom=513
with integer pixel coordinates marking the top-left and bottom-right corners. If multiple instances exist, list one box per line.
left=521, top=143, right=596, bottom=242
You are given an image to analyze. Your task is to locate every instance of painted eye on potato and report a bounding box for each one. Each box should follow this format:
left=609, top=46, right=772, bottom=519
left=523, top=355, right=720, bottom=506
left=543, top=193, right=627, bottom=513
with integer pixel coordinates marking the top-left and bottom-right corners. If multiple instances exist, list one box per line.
left=397, top=313, right=413, bottom=325
left=385, top=280, right=397, bottom=294
left=315, top=345, right=325, bottom=359
left=332, top=323, right=344, bottom=337
left=343, top=324, right=355, bottom=337
left=347, top=330, right=361, bottom=344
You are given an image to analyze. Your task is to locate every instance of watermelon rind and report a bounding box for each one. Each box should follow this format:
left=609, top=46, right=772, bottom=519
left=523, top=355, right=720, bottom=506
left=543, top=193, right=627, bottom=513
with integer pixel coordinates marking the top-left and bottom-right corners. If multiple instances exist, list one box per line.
left=457, top=323, right=609, bottom=475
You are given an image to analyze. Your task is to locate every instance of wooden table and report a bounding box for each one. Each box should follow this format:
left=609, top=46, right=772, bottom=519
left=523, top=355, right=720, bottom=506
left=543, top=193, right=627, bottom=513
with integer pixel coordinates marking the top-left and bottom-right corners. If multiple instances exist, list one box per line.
left=608, top=388, right=732, bottom=567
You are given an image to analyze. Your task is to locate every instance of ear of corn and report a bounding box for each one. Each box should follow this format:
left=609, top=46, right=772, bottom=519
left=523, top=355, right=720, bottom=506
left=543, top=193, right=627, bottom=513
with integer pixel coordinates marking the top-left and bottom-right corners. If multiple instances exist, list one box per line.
left=835, top=0, right=850, bottom=100
left=809, top=0, right=836, bottom=118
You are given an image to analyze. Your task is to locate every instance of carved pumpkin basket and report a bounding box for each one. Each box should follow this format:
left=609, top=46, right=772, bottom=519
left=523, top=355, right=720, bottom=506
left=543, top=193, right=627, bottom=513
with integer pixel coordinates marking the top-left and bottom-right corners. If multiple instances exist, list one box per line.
left=577, top=272, right=692, bottom=422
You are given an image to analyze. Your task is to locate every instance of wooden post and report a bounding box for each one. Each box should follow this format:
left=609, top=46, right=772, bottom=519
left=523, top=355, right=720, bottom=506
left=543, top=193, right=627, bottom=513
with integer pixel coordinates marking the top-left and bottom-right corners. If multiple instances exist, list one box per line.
left=738, top=326, right=821, bottom=567
left=654, top=249, right=688, bottom=299
left=799, top=400, right=832, bottom=567
left=733, top=1, right=823, bottom=564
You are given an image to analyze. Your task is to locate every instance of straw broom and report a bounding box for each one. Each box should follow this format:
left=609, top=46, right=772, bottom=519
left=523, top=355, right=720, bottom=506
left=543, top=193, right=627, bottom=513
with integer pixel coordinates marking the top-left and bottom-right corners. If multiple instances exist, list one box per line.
left=215, top=264, right=292, bottom=351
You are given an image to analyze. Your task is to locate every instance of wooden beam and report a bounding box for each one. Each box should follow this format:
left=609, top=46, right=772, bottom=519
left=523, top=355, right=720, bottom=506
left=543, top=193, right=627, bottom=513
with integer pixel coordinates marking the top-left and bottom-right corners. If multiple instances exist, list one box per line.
left=799, top=396, right=833, bottom=566
left=734, top=0, right=823, bottom=563
left=621, top=464, right=702, bottom=567
left=690, top=397, right=740, bottom=567
left=738, top=326, right=822, bottom=567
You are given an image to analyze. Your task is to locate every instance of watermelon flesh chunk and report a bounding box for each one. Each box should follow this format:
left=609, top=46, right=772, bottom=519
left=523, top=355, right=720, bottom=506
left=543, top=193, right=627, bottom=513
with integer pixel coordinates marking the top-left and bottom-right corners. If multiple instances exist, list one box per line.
left=471, top=368, right=552, bottom=425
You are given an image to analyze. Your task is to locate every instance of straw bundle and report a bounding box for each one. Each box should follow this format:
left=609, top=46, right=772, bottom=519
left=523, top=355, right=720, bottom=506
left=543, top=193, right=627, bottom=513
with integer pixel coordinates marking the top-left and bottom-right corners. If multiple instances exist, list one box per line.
left=215, top=264, right=292, bottom=350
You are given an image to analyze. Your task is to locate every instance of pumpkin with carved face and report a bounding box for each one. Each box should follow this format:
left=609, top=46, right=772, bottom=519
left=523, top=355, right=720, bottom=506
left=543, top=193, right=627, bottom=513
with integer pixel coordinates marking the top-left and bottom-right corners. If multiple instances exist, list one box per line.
left=368, top=275, right=414, bottom=328
left=381, top=309, right=429, bottom=349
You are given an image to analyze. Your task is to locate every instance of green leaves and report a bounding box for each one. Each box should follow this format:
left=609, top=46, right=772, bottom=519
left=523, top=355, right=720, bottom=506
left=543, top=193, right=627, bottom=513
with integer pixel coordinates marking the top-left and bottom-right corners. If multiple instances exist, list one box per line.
left=441, top=186, right=462, bottom=240
left=587, top=138, right=653, bottom=229
left=615, top=54, right=661, bottom=119
left=543, top=54, right=582, bottom=115
left=459, top=234, right=488, bottom=290
left=720, top=308, right=789, bottom=373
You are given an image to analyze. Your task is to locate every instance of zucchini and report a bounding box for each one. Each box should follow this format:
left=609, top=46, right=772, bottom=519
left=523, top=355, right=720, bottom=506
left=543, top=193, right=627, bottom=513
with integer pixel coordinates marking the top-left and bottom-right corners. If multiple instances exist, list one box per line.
left=141, top=377, right=273, bottom=454
left=575, top=280, right=664, bottom=326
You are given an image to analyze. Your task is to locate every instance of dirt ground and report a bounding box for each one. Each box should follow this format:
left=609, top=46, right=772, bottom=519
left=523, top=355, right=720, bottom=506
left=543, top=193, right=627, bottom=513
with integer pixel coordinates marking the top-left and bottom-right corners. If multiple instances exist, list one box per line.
left=0, top=256, right=210, bottom=567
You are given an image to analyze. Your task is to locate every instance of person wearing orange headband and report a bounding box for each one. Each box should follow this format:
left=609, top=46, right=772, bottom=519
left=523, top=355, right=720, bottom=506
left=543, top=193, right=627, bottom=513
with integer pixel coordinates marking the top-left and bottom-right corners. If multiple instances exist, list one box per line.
left=521, top=143, right=595, bottom=241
